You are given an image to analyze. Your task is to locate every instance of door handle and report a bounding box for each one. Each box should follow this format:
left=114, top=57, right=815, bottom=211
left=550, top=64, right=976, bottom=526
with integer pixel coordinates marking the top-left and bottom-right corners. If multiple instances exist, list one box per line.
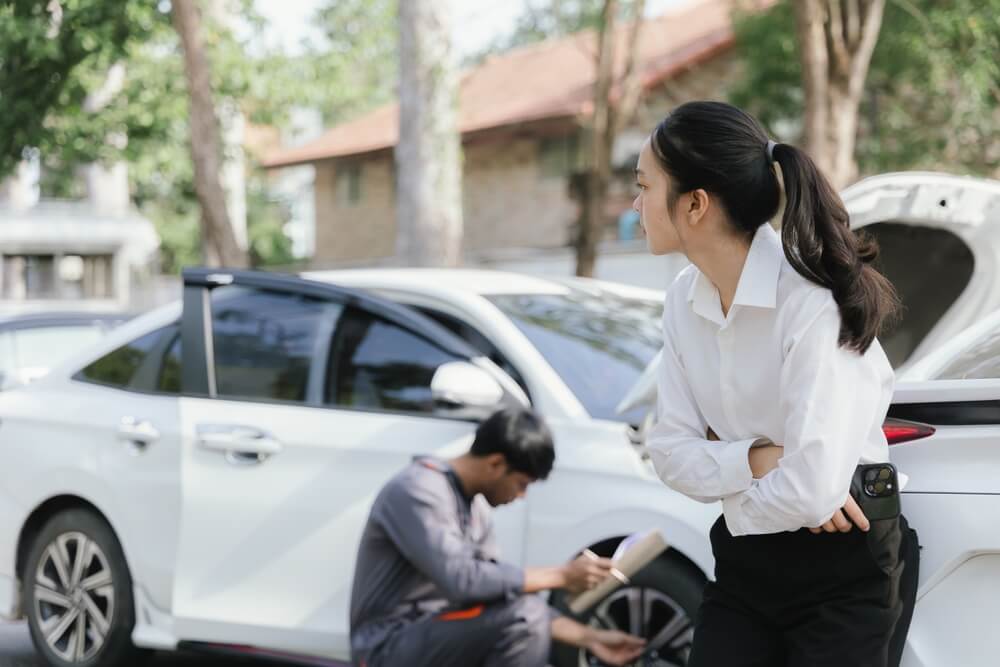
left=117, top=417, right=160, bottom=452
left=196, top=424, right=283, bottom=465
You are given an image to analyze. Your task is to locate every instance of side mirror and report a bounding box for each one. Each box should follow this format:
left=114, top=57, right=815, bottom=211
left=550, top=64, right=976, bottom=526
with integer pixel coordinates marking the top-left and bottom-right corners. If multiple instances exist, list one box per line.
left=431, top=361, right=506, bottom=418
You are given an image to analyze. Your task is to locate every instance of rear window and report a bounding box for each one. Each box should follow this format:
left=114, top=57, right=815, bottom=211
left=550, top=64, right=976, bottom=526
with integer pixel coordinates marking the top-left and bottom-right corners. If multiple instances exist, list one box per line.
left=78, top=327, right=171, bottom=389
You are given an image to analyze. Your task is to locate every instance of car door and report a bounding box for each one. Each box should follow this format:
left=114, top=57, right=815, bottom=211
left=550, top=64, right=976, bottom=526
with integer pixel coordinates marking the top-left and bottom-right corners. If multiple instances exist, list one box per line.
left=170, top=270, right=503, bottom=660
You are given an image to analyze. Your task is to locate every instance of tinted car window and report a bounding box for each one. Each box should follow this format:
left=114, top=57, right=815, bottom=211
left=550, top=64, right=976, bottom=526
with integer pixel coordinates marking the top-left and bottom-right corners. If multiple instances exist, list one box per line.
left=79, top=327, right=170, bottom=389
left=211, top=287, right=341, bottom=403
left=414, top=307, right=530, bottom=399
left=327, top=307, right=460, bottom=413
left=488, top=289, right=662, bottom=424
left=158, top=329, right=182, bottom=393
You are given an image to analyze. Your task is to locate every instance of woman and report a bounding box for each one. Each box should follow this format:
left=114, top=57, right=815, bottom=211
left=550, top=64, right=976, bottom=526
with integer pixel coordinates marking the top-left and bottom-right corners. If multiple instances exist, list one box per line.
left=635, top=101, right=917, bottom=667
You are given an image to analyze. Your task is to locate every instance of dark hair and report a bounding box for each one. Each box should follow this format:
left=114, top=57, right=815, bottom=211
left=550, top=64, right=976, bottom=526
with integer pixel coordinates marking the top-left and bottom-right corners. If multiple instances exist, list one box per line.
left=649, top=100, right=899, bottom=354
left=470, top=407, right=555, bottom=480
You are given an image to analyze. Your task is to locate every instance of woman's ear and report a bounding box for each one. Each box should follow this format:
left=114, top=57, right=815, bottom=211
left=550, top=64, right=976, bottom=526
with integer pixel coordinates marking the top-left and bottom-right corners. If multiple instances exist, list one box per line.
left=687, top=188, right=710, bottom=225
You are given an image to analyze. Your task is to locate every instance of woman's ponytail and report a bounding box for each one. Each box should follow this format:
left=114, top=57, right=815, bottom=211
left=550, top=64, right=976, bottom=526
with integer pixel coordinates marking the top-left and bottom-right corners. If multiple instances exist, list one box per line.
left=772, top=143, right=900, bottom=354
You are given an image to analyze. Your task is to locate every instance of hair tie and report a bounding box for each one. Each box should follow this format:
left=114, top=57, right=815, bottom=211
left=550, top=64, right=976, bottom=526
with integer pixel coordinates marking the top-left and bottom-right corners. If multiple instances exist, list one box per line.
left=766, top=139, right=778, bottom=161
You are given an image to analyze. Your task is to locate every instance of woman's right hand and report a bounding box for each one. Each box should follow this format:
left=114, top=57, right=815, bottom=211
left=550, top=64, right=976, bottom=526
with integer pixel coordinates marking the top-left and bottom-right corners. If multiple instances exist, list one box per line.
left=809, top=493, right=871, bottom=533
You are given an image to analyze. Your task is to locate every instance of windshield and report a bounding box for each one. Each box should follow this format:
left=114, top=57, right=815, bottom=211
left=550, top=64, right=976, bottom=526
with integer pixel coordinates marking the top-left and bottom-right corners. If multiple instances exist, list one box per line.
left=488, top=288, right=662, bottom=425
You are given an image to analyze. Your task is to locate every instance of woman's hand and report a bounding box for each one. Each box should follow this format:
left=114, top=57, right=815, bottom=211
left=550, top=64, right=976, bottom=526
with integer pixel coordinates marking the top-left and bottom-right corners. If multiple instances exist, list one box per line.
left=748, top=444, right=784, bottom=479
left=809, top=493, right=870, bottom=533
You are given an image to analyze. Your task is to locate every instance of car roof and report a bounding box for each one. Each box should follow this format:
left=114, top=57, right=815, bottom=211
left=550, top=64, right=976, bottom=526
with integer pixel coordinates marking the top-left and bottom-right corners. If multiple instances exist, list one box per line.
left=304, top=268, right=665, bottom=302
left=0, top=311, right=127, bottom=329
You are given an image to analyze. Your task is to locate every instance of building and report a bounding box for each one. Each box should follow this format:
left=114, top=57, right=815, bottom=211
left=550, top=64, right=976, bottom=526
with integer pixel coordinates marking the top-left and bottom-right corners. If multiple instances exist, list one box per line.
left=263, top=0, right=751, bottom=271
left=0, top=159, right=160, bottom=313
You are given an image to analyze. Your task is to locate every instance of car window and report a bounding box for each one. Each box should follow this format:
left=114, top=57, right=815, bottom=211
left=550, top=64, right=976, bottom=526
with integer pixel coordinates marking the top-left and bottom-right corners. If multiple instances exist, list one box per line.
left=211, top=286, right=341, bottom=403
left=157, top=329, right=182, bottom=393
left=861, top=222, right=974, bottom=367
left=326, top=307, right=462, bottom=413
left=933, top=323, right=1000, bottom=380
left=15, top=325, right=107, bottom=373
left=78, top=326, right=172, bottom=389
left=488, top=289, right=662, bottom=425
left=414, top=307, right=531, bottom=400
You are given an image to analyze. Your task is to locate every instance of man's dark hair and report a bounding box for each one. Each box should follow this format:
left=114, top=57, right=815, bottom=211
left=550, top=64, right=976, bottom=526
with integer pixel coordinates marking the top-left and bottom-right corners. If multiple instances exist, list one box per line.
left=470, top=407, right=555, bottom=480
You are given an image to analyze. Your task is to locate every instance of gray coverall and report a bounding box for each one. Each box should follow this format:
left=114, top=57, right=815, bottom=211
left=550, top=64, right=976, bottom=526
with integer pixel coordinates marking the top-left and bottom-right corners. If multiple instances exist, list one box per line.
left=349, top=457, right=553, bottom=667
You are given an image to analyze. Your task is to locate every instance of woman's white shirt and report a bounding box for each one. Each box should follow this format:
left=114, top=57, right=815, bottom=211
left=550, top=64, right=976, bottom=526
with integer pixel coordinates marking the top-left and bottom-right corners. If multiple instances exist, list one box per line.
left=646, top=223, right=896, bottom=536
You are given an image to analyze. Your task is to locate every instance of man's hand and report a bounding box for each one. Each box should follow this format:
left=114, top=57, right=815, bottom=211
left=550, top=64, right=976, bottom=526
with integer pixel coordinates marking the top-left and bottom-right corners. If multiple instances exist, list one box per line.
left=586, top=628, right=647, bottom=666
left=552, top=617, right=646, bottom=665
left=809, top=493, right=870, bottom=534
left=562, top=553, right=613, bottom=594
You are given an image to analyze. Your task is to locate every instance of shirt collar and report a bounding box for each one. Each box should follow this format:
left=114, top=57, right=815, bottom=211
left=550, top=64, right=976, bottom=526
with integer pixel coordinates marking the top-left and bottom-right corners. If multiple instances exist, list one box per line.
left=687, top=223, right=783, bottom=325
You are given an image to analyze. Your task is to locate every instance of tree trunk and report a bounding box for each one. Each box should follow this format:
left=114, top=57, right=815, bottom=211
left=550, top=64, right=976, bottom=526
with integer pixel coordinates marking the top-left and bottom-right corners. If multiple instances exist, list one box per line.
left=171, top=0, right=247, bottom=268
left=575, top=0, right=644, bottom=278
left=396, top=0, right=463, bottom=267
left=575, top=0, right=617, bottom=278
left=792, top=0, right=885, bottom=189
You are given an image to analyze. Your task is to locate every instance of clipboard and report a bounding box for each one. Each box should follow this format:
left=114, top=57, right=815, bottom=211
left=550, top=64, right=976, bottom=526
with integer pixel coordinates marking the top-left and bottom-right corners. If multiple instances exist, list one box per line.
left=567, top=530, right=669, bottom=615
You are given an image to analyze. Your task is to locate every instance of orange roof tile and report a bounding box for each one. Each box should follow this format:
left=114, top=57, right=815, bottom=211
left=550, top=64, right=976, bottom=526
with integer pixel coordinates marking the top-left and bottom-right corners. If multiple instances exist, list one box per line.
left=264, top=0, right=740, bottom=168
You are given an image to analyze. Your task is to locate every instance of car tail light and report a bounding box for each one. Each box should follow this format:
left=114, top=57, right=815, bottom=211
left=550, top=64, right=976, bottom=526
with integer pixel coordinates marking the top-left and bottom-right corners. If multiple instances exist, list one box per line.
left=882, top=418, right=935, bottom=445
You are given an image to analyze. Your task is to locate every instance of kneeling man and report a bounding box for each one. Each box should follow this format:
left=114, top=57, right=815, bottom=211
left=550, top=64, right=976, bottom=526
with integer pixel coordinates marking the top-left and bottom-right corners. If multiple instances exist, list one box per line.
left=350, top=407, right=645, bottom=667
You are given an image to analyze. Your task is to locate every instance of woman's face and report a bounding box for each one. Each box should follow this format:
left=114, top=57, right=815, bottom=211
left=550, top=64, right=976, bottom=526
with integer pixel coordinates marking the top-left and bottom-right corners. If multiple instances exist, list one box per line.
left=633, top=139, right=684, bottom=256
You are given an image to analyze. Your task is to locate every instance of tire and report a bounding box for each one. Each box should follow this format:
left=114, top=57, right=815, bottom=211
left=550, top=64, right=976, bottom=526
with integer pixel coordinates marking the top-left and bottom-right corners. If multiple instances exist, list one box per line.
left=550, top=556, right=704, bottom=667
left=23, top=509, right=149, bottom=667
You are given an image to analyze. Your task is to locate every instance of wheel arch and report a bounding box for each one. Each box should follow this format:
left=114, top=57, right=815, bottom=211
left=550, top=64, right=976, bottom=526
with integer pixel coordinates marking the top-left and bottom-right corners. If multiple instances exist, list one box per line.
left=14, top=494, right=128, bottom=618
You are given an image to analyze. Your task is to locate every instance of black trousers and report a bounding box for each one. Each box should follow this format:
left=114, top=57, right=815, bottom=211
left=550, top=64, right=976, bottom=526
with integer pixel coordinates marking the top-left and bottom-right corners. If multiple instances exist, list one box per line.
left=688, top=514, right=919, bottom=667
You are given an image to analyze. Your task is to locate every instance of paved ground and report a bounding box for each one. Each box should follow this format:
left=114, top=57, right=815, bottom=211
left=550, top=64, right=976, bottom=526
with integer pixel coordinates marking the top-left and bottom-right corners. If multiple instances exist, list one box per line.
left=0, top=621, right=259, bottom=667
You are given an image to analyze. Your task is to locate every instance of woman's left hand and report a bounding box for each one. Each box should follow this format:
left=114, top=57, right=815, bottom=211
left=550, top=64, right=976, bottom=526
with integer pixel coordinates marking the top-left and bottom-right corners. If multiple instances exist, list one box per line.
left=809, top=493, right=870, bottom=533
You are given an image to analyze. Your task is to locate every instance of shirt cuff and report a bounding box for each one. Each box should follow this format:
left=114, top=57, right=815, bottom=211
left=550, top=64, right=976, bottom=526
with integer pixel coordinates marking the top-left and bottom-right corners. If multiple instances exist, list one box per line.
left=721, top=489, right=751, bottom=537
left=718, top=437, right=756, bottom=496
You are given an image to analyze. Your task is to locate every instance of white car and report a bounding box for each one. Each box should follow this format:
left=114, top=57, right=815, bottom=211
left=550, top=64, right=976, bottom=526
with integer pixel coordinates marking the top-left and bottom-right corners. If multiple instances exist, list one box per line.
left=0, top=267, right=700, bottom=667
left=0, top=265, right=996, bottom=667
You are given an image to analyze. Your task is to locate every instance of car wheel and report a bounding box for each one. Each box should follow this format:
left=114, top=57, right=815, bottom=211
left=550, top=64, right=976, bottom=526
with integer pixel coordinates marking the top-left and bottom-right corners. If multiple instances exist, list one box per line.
left=23, top=509, right=148, bottom=667
left=550, top=556, right=704, bottom=667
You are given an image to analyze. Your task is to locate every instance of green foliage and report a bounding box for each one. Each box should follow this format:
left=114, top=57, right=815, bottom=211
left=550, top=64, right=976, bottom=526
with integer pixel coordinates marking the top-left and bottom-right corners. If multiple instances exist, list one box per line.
left=0, top=0, right=164, bottom=179
left=1, top=0, right=398, bottom=271
left=731, top=0, right=1000, bottom=177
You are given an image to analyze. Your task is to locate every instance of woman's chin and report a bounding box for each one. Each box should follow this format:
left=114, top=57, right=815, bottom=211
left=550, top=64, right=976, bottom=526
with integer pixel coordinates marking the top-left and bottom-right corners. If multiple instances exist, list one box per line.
left=645, top=237, right=674, bottom=256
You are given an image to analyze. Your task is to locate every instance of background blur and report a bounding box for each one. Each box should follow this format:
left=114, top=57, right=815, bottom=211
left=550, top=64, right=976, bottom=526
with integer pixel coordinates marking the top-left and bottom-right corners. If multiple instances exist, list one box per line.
left=0, top=0, right=997, bottom=311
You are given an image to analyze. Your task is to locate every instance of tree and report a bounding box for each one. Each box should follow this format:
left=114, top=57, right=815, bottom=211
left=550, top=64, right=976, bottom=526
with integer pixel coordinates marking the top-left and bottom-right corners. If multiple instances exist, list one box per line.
left=732, top=1, right=999, bottom=181
left=171, top=0, right=246, bottom=268
left=3, top=0, right=401, bottom=272
left=792, top=0, right=886, bottom=188
left=396, top=0, right=463, bottom=267
left=0, top=0, right=160, bottom=180
left=574, top=0, right=645, bottom=277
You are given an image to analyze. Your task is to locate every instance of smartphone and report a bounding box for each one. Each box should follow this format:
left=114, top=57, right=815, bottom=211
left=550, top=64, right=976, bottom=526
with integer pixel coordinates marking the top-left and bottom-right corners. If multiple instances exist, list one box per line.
left=850, top=462, right=901, bottom=521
